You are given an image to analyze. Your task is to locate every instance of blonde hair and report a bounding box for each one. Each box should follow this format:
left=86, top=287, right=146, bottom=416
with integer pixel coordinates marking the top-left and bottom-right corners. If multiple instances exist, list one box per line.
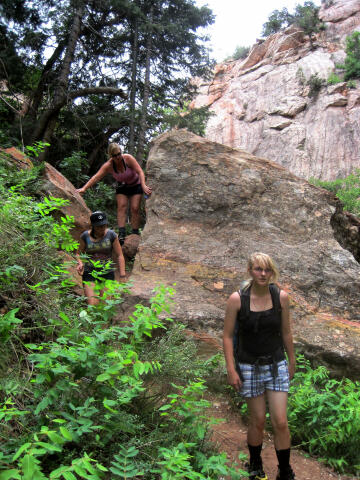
left=108, top=142, right=122, bottom=158
left=243, top=252, right=279, bottom=290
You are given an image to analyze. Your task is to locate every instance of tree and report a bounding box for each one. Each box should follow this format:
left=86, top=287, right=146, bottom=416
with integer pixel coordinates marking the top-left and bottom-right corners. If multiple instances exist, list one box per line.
left=344, top=31, right=360, bottom=80
left=262, top=8, right=292, bottom=37
left=262, top=1, right=324, bottom=49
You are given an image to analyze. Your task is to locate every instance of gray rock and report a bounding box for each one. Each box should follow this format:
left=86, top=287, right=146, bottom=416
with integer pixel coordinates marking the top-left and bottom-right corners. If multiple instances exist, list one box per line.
left=128, top=129, right=360, bottom=378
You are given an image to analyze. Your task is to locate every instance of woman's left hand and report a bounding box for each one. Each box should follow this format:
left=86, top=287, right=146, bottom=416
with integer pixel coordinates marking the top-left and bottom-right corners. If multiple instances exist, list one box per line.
left=288, top=360, right=296, bottom=380
left=143, top=184, right=152, bottom=195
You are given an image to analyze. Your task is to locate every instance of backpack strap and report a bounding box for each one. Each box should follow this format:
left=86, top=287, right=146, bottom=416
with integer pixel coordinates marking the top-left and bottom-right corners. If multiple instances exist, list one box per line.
left=269, top=283, right=282, bottom=319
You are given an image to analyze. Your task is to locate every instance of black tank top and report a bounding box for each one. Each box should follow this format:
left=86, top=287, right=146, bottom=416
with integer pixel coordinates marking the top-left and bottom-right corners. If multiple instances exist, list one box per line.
left=240, top=307, right=283, bottom=356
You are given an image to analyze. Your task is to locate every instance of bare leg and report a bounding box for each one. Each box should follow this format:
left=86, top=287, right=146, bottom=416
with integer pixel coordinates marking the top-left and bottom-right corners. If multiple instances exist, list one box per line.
left=246, top=394, right=266, bottom=445
left=129, top=194, right=142, bottom=230
left=83, top=282, right=99, bottom=306
left=116, top=194, right=129, bottom=228
left=266, top=390, right=291, bottom=450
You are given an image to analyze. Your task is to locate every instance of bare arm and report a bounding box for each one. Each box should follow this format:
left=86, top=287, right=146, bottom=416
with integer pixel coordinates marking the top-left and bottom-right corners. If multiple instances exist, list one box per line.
left=223, top=292, right=242, bottom=391
left=76, top=237, right=86, bottom=275
left=123, top=154, right=152, bottom=195
left=112, top=236, right=126, bottom=279
left=76, top=161, right=111, bottom=194
left=280, top=290, right=296, bottom=379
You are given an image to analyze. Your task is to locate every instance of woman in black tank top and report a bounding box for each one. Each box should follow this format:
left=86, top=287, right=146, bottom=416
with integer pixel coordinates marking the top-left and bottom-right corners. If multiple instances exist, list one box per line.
left=223, top=253, right=296, bottom=480
left=76, top=211, right=126, bottom=305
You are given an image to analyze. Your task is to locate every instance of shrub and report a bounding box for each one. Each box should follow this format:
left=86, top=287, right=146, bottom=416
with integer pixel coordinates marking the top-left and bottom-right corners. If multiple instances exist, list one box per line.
left=307, top=73, right=325, bottom=98
left=327, top=72, right=342, bottom=85
left=344, top=31, right=360, bottom=80
left=288, top=355, right=360, bottom=474
left=232, top=45, right=250, bottom=61
left=310, top=169, right=360, bottom=216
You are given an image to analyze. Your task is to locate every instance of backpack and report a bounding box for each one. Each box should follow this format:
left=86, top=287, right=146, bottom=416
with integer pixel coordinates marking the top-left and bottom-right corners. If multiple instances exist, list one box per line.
left=233, top=283, right=282, bottom=363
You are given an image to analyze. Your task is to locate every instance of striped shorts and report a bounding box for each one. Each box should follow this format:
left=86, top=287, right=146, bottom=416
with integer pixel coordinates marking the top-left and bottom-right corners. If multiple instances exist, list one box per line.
left=237, top=359, right=290, bottom=398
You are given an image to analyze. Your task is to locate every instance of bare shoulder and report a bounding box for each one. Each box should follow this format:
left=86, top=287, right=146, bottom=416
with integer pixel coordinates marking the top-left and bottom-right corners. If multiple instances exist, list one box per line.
left=279, top=289, right=289, bottom=307
left=123, top=153, right=137, bottom=163
left=227, top=291, right=241, bottom=310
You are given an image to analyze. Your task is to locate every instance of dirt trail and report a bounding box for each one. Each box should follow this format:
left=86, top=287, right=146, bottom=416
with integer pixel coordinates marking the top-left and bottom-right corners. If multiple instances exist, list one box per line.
left=207, top=392, right=356, bottom=480
left=189, top=332, right=357, bottom=480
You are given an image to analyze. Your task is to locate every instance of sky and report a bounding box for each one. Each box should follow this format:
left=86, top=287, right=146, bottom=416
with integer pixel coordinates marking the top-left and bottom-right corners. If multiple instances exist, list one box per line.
left=196, top=0, right=322, bottom=62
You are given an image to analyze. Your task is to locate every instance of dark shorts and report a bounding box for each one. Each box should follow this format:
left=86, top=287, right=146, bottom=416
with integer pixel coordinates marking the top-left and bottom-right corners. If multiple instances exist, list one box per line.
left=82, top=270, right=115, bottom=283
left=116, top=183, right=143, bottom=196
left=237, top=359, right=290, bottom=398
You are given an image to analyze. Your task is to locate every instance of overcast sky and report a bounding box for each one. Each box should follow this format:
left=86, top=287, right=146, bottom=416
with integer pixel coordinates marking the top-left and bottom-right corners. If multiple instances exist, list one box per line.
left=196, top=0, right=322, bottom=62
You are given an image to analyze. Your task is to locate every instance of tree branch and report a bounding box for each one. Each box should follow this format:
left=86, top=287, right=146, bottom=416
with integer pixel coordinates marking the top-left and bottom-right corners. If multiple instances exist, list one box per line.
left=68, top=86, right=127, bottom=100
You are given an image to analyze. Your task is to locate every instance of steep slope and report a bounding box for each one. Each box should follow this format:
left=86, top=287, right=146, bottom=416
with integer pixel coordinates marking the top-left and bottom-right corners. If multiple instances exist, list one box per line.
left=191, top=0, right=360, bottom=181
left=128, top=129, right=360, bottom=377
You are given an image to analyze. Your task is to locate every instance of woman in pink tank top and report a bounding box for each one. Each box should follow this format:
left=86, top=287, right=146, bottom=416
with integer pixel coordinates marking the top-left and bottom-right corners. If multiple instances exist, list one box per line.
left=76, top=143, right=152, bottom=244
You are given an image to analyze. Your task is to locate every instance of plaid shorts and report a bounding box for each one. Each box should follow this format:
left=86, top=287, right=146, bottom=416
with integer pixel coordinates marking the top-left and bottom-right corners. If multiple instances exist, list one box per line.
left=237, top=359, right=290, bottom=398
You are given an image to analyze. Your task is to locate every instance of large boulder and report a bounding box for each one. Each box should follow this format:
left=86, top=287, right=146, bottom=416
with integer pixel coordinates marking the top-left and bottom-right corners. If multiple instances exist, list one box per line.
left=128, top=129, right=360, bottom=378
left=191, top=0, right=360, bottom=181
left=40, top=163, right=91, bottom=240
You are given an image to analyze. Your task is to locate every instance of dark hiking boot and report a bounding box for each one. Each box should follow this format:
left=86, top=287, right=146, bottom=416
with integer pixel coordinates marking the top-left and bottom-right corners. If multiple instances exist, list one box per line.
left=276, top=465, right=295, bottom=480
left=118, top=228, right=126, bottom=246
left=245, top=462, right=268, bottom=480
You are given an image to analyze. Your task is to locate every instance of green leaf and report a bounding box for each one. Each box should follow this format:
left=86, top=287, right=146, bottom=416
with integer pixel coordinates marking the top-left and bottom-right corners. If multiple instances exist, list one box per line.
left=0, top=470, right=21, bottom=480
left=60, top=427, right=73, bottom=441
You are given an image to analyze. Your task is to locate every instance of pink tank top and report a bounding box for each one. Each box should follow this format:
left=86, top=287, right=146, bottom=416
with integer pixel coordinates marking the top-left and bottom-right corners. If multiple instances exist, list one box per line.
left=110, top=157, right=140, bottom=185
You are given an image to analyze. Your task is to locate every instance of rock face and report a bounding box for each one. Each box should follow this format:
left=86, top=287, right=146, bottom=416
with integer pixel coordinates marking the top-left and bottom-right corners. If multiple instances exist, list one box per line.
left=129, top=129, right=360, bottom=378
left=191, top=0, right=360, bottom=181
left=41, top=163, right=91, bottom=239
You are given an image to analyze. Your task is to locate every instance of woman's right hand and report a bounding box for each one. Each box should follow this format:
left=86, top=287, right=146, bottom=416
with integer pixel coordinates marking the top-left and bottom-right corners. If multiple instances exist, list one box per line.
left=227, top=369, right=242, bottom=392
left=76, top=187, right=86, bottom=195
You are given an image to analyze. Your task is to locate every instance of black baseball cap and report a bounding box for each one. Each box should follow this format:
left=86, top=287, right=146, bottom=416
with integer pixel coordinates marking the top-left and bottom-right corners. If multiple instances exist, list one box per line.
left=90, top=211, right=108, bottom=226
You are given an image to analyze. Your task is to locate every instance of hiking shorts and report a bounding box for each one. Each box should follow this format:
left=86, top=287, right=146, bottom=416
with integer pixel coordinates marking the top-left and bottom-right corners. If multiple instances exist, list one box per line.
left=116, top=183, right=143, bottom=196
left=82, top=270, right=115, bottom=283
left=237, top=359, right=289, bottom=398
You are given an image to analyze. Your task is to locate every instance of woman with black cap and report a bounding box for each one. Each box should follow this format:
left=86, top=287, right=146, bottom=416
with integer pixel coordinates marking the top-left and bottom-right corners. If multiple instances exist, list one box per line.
left=76, top=211, right=126, bottom=305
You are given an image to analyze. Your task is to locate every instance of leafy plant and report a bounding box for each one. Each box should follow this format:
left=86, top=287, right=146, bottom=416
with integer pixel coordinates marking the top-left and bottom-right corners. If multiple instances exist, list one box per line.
left=344, top=31, right=360, bottom=80
left=327, top=73, right=342, bottom=85
left=309, top=169, right=360, bottom=216
left=307, top=73, right=325, bottom=98
left=288, top=355, right=360, bottom=474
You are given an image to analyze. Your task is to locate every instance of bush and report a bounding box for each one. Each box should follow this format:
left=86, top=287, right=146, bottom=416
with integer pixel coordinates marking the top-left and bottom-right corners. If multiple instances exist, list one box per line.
left=307, top=73, right=325, bottom=98
left=288, top=355, right=360, bottom=474
left=327, top=72, right=342, bottom=85
left=310, top=169, right=360, bottom=216
left=231, top=46, right=250, bottom=61
left=344, top=31, right=360, bottom=80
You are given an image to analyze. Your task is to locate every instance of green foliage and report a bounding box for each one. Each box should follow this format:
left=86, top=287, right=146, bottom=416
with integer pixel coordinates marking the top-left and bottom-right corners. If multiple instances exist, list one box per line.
left=327, top=72, right=342, bottom=85
left=24, top=141, right=50, bottom=159
left=57, top=151, right=89, bottom=186
left=309, top=169, right=360, bottom=216
left=83, top=183, right=117, bottom=228
left=307, top=73, right=325, bottom=98
left=158, top=104, right=214, bottom=138
left=0, top=161, right=242, bottom=478
left=347, top=79, right=357, bottom=88
left=262, top=1, right=324, bottom=45
left=288, top=355, right=360, bottom=474
left=262, top=8, right=292, bottom=36
left=344, top=31, right=360, bottom=80
left=229, top=45, right=250, bottom=61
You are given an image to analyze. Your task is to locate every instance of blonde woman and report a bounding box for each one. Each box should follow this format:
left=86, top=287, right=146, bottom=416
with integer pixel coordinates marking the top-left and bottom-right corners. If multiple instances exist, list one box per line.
left=223, top=253, right=296, bottom=480
left=76, top=143, right=152, bottom=244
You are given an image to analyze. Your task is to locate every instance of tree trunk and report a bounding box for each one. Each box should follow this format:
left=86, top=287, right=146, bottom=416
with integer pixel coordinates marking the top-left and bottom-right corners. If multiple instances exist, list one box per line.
left=128, top=17, right=139, bottom=155
left=25, top=40, right=66, bottom=125
left=32, top=0, right=85, bottom=151
left=136, top=6, right=153, bottom=166
left=87, top=127, right=118, bottom=173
